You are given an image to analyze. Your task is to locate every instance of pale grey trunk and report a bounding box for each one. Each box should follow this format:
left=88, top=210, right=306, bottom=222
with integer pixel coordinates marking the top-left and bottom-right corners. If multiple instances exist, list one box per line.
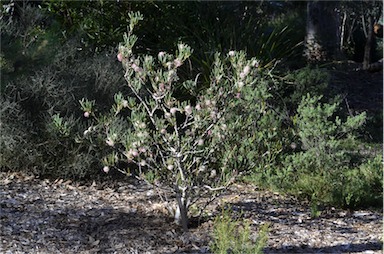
left=305, top=1, right=341, bottom=62
left=340, top=11, right=347, bottom=51
left=174, top=187, right=189, bottom=232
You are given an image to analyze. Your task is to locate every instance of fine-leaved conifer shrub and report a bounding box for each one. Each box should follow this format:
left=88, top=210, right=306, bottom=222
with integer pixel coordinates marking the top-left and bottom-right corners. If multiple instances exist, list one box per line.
left=283, top=94, right=370, bottom=207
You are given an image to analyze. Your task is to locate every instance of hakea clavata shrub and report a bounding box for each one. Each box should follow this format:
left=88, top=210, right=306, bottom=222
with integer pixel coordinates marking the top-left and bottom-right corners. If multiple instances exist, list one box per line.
left=80, top=12, right=268, bottom=231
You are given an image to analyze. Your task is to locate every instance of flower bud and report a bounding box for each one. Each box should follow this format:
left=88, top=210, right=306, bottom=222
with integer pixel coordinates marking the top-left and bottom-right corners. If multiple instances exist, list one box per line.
left=131, top=149, right=139, bottom=157
left=174, top=59, right=182, bottom=68
left=84, top=112, right=90, bottom=118
left=158, top=51, right=166, bottom=58
left=117, top=53, right=123, bottom=62
left=159, top=83, right=165, bottom=91
left=251, top=59, right=259, bottom=67
left=198, top=165, right=206, bottom=172
left=103, top=166, right=110, bottom=173
left=167, top=164, right=174, bottom=170
left=228, top=51, right=235, bottom=57
left=210, top=169, right=217, bottom=178
left=106, top=138, right=115, bottom=147
left=210, top=110, right=217, bottom=119
left=131, top=63, right=142, bottom=73
left=243, top=65, right=250, bottom=76
left=170, top=107, right=178, bottom=115
left=184, top=105, right=192, bottom=115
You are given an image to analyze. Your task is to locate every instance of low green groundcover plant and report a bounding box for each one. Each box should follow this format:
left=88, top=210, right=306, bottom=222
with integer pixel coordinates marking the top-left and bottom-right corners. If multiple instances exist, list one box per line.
left=210, top=208, right=269, bottom=254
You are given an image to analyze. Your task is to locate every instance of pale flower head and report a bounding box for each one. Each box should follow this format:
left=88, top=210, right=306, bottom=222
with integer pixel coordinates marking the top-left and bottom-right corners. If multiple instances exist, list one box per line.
left=184, top=105, right=192, bottom=115
left=170, top=107, right=178, bottom=115
left=84, top=111, right=90, bottom=118
left=106, top=138, right=115, bottom=147
left=243, top=65, right=250, bottom=76
left=103, top=166, right=110, bottom=173
left=137, top=131, right=145, bottom=138
left=159, top=83, right=165, bottom=91
left=122, top=100, right=129, bottom=108
left=251, top=59, right=259, bottom=67
left=198, top=165, right=206, bottom=172
left=210, top=110, right=217, bottom=120
left=167, top=70, right=176, bottom=81
left=164, top=112, right=171, bottom=119
left=174, top=59, right=182, bottom=68
left=167, top=164, right=174, bottom=170
left=117, top=53, right=123, bottom=62
left=131, top=63, right=142, bottom=73
left=131, top=149, right=139, bottom=157
left=228, top=50, right=235, bottom=57
left=158, top=51, right=166, bottom=58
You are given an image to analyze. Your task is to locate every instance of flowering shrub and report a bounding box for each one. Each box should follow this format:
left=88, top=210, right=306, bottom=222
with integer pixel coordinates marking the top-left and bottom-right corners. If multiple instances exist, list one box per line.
left=80, top=12, right=281, bottom=231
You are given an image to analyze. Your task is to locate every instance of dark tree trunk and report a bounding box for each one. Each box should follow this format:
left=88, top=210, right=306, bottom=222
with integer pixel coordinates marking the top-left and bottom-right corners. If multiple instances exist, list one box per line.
left=363, top=15, right=374, bottom=70
left=305, top=1, right=342, bottom=62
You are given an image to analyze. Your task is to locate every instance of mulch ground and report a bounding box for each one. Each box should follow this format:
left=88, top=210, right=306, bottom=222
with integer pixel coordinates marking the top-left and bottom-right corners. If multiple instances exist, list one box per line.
left=1, top=171, right=382, bottom=254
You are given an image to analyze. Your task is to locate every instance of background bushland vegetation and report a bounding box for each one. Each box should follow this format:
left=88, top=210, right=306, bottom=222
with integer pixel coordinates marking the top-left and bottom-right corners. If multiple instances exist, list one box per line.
left=1, top=1, right=382, bottom=215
